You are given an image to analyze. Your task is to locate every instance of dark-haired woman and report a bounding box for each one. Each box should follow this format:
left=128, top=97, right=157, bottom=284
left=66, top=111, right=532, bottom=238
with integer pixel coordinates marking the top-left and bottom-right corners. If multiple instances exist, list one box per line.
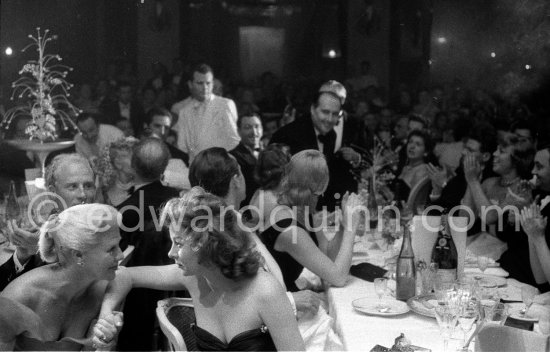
left=100, top=187, right=304, bottom=351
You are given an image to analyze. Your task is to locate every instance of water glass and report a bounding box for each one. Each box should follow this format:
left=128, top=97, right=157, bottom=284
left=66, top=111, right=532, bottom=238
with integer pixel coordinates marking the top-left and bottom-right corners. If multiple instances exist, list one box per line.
left=483, top=302, right=508, bottom=325
left=435, top=305, right=459, bottom=352
left=374, top=278, right=388, bottom=308
left=456, top=301, right=478, bottom=352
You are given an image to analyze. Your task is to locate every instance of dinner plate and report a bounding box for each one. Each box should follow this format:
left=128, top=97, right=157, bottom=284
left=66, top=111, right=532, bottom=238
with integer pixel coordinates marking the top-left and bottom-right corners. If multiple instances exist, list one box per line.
left=407, top=294, right=437, bottom=318
left=464, top=273, right=507, bottom=288
left=508, top=303, right=539, bottom=322
left=352, top=297, right=409, bottom=317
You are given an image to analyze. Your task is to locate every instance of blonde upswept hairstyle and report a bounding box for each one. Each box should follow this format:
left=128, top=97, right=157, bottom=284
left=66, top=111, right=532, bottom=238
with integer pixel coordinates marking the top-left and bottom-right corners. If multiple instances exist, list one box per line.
left=38, top=203, right=121, bottom=263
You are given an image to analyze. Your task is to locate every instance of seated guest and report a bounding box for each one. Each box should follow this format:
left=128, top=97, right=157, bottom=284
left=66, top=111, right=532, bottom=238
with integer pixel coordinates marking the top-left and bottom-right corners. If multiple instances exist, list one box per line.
left=189, top=147, right=321, bottom=316
left=396, top=129, right=436, bottom=201
left=230, top=113, right=264, bottom=207
left=519, top=143, right=550, bottom=293
left=0, top=204, right=124, bottom=351
left=463, top=132, right=536, bottom=284
left=260, top=150, right=361, bottom=292
left=143, top=107, right=189, bottom=166
left=100, top=188, right=305, bottom=351
left=249, top=144, right=291, bottom=229
left=96, top=137, right=137, bottom=207
left=115, top=137, right=180, bottom=351
left=1, top=153, right=97, bottom=291
left=428, top=122, right=497, bottom=213
left=74, top=113, right=124, bottom=161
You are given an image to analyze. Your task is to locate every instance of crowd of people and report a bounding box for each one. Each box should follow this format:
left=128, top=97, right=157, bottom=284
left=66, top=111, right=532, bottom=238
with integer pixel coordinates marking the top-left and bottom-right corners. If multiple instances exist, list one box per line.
left=0, top=58, right=549, bottom=351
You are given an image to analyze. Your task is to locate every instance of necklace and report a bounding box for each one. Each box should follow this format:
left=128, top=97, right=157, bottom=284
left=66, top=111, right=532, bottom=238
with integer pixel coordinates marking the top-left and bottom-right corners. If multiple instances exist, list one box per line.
left=500, top=176, right=519, bottom=187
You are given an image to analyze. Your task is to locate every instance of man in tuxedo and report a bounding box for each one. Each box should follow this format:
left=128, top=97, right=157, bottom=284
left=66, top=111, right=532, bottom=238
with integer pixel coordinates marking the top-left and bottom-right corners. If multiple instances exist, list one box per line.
left=101, top=80, right=145, bottom=135
left=0, top=153, right=96, bottom=291
left=230, top=113, right=263, bottom=207
left=115, top=137, right=180, bottom=351
left=270, top=88, right=361, bottom=210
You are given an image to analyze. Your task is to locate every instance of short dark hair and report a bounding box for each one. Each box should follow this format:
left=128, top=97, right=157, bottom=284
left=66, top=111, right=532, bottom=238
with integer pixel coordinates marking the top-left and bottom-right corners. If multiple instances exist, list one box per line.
left=498, top=132, right=535, bottom=180
left=408, top=114, right=427, bottom=129
left=236, top=113, right=261, bottom=129
left=131, top=138, right=170, bottom=181
left=407, top=129, right=437, bottom=165
left=145, top=107, right=172, bottom=125
left=76, top=112, right=100, bottom=125
left=189, top=147, right=240, bottom=197
left=117, top=80, right=132, bottom=90
left=189, top=63, right=213, bottom=81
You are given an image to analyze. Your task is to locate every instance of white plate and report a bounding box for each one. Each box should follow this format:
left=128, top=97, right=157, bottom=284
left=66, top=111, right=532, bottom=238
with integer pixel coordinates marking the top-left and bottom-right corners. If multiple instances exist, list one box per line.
left=352, top=297, right=410, bottom=317
left=464, top=273, right=507, bottom=287
left=508, top=303, right=539, bottom=322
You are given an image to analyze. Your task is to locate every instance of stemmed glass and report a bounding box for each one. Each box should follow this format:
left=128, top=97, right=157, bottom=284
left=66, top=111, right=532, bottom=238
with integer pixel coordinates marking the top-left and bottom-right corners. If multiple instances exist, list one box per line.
left=520, top=286, right=538, bottom=317
left=435, top=305, right=459, bottom=352
left=456, top=300, right=479, bottom=352
left=374, top=278, right=388, bottom=309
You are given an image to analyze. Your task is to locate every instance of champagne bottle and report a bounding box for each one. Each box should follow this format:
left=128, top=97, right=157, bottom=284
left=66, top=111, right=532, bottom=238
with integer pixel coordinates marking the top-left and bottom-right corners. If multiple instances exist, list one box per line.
left=396, top=218, right=416, bottom=301
left=6, top=180, right=21, bottom=223
left=431, top=214, right=458, bottom=284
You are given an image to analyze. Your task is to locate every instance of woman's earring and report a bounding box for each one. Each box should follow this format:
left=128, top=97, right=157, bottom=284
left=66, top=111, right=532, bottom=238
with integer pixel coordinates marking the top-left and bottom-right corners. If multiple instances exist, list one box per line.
left=77, top=259, right=84, bottom=266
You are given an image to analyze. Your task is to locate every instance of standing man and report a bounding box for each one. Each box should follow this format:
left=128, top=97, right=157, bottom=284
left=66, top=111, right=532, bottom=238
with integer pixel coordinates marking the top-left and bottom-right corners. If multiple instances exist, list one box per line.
left=230, top=113, right=263, bottom=206
left=101, top=81, right=145, bottom=135
left=173, top=63, right=240, bottom=162
left=271, top=88, right=361, bottom=210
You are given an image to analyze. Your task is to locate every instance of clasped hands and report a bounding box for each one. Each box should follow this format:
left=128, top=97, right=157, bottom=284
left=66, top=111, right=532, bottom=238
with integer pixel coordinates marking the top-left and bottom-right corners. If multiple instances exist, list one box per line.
left=520, top=201, right=547, bottom=241
left=91, top=311, right=123, bottom=350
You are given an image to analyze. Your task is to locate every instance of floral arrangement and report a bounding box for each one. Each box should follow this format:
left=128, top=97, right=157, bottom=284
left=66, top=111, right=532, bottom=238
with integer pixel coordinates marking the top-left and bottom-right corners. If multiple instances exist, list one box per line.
left=353, top=135, right=398, bottom=206
left=1, top=28, right=79, bottom=142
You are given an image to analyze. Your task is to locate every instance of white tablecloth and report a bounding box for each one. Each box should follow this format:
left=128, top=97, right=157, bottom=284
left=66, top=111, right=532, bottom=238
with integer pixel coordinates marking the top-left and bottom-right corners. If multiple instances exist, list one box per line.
left=326, top=236, right=537, bottom=351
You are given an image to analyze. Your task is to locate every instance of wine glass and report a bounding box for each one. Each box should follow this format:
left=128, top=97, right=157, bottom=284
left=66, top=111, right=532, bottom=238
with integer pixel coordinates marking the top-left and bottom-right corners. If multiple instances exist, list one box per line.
left=374, top=278, right=388, bottom=309
left=456, top=301, right=479, bottom=352
left=520, top=286, right=538, bottom=317
left=435, top=305, right=459, bottom=352
left=477, top=256, right=489, bottom=278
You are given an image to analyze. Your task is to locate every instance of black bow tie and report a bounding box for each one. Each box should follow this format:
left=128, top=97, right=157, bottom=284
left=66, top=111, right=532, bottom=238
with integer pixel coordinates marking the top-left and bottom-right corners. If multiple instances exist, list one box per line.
left=318, top=130, right=336, bottom=157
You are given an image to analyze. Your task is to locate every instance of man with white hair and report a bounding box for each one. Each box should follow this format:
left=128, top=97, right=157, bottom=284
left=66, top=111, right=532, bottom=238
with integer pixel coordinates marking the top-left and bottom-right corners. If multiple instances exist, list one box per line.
left=0, top=153, right=96, bottom=290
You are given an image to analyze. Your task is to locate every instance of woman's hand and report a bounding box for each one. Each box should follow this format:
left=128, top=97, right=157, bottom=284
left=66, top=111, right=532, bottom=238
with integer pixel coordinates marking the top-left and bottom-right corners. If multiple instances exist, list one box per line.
left=520, top=203, right=547, bottom=241
left=342, top=192, right=362, bottom=234
left=463, top=154, right=482, bottom=184
left=91, top=311, right=123, bottom=350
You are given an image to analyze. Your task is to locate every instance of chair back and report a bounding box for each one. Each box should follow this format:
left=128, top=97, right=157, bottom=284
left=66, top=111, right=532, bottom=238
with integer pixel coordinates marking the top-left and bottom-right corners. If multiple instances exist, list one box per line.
left=406, top=176, right=431, bottom=214
left=474, top=324, right=550, bottom=352
left=411, top=215, right=467, bottom=277
left=156, top=297, right=197, bottom=352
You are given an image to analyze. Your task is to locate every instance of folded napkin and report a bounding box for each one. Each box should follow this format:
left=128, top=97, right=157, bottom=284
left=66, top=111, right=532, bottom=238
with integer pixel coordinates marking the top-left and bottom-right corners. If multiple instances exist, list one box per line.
left=464, top=267, right=509, bottom=277
left=350, top=263, right=387, bottom=282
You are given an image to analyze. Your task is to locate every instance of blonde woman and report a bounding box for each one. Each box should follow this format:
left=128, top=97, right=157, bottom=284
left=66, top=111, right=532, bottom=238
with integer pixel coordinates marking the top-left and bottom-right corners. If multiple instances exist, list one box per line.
left=96, top=137, right=138, bottom=206
left=0, top=204, right=124, bottom=351
left=259, top=149, right=361, bottom=291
